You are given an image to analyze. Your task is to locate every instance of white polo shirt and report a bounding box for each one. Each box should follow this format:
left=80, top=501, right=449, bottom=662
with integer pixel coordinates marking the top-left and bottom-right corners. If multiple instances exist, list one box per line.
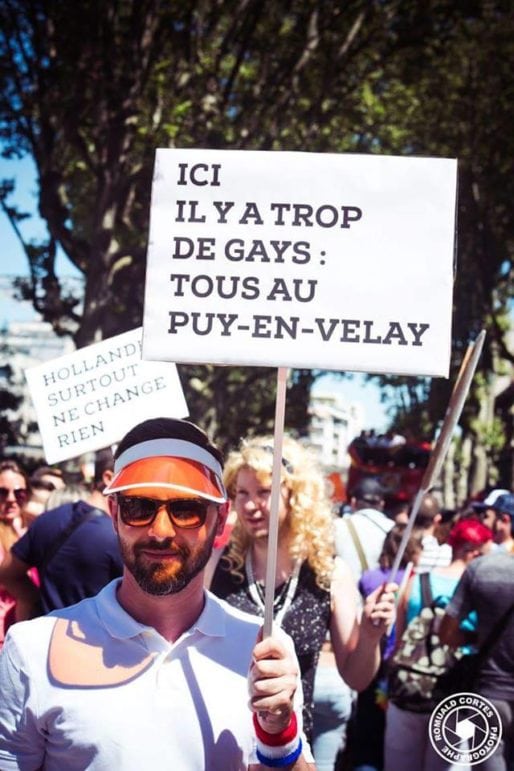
left=0, top=581, right=310, bottom=770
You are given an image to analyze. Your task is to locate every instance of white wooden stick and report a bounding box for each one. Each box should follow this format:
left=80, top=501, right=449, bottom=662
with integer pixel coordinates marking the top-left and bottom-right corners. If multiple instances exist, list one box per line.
left=263, top=367, right=289, bottom=638
left=386, top=561, right=413, bottom=636
left=388, top=330, right=486, bottom=585
left=396, top=561, right=413, bottom=606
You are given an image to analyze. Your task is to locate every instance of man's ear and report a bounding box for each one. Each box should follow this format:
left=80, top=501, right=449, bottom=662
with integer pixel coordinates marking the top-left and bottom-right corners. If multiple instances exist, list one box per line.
left=216, top=502, right=230, bottom=535
left=102, top=469, right=114, bottom=488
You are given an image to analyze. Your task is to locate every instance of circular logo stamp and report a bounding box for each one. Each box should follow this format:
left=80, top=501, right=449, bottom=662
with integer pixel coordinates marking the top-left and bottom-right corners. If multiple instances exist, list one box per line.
left=429, top=692, right=502, bottom=766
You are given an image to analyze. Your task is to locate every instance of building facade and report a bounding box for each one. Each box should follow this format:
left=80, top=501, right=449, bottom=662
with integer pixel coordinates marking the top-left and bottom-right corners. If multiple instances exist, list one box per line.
left=0, top=319, right=73, bottom=458
left=308, top=391, right=363, bottom=471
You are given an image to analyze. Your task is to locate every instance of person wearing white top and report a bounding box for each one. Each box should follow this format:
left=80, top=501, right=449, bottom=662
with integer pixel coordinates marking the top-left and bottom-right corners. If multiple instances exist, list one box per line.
left=334, top=478, right=394, bottom=582
left=413, top=493, right=452, bottom=574
left=0, top=418, right=315, bottom=770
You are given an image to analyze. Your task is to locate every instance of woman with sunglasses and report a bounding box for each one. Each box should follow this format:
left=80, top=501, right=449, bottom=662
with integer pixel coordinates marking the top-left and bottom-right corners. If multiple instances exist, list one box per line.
left=0, top=460, right=29, bottom=649
left=208, top=435, right=397, bottom=750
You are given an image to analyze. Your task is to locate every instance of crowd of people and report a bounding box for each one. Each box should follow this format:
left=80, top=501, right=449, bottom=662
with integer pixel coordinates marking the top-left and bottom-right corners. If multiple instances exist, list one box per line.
left=0, top=421, right=512, bottom=770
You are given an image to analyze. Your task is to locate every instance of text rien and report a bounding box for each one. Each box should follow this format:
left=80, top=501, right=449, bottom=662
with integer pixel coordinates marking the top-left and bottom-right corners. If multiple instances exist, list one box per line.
left=54, top=378, right=168, bottom=448
left=167, top=312, right=430, bottom=346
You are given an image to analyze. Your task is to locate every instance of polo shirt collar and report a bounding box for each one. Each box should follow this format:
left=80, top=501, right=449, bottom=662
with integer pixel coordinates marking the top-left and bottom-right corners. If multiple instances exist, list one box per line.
left=96, top=580, right=227, bottom=642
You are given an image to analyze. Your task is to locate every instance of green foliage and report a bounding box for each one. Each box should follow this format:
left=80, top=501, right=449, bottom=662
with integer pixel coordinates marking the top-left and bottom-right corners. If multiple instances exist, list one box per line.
left=366, top=373, right=434, bottom=441
left=180, top=365, right=315, bottom=452
left=470, top=416, right=506, bottom=455
left=0, top=1, right=513, bottom=455
left=0, top=336, right=24, bottom=451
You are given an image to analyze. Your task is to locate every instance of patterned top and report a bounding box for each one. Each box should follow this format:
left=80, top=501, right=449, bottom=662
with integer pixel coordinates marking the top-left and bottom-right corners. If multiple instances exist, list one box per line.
left=415, top=535, right=452, bottom=574
left=210, top=553, right=331, bottom=740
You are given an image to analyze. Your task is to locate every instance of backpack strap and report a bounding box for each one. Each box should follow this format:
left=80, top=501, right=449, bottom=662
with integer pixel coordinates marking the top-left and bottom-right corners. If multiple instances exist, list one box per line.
left=419, top=572, right=434, bottom=608
left=345, top=517, right=369, bottom=573
left=420, top=572, right=446, bottom=664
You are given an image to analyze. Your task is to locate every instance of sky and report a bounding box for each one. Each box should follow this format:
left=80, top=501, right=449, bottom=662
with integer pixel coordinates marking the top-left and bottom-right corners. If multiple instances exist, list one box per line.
left=1, top=155, right=81, bottom=323
left=312, top=371, right=389, bottom=430
left=0, top=155, right=390, bottom=431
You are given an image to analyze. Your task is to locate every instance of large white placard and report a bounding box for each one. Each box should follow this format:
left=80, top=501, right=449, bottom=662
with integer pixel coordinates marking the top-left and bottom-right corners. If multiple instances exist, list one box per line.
left=142, top=149, right=457, bottom=377
left=25, top=327, right=188, bottom=463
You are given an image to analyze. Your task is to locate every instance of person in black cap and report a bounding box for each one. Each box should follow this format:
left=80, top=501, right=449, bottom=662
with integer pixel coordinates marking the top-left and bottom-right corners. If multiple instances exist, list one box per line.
left=472, top=488, right=510, bottom=532
left=491, top=492, right=514, bottom=554
left=334, top=477, right=394, bottom=582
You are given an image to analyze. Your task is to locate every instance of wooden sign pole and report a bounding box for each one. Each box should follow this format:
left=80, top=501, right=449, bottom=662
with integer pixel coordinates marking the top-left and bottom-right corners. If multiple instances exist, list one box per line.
left=389, top=330, right=486, bottom=584
left=263, top=367, right=289, bottom=638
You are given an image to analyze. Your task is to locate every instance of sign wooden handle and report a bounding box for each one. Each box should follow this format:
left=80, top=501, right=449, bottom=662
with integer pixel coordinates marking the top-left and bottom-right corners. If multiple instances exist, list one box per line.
left=389, top=330, right=486, bottom=584
left=263, top=367, right=289, bottom=638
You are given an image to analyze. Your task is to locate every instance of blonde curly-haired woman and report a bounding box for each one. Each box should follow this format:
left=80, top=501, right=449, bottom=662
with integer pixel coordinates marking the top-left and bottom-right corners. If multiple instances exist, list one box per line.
left=207, top=435, right=397, bottom=746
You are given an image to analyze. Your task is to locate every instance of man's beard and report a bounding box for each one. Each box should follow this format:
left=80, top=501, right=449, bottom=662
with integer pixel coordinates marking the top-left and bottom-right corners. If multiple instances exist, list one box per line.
left=119, top=525, right=217, bottom=596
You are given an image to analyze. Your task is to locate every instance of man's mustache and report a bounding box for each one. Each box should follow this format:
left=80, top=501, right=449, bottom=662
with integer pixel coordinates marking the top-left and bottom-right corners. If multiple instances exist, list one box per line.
left=134, top=539, right=188, bottom=557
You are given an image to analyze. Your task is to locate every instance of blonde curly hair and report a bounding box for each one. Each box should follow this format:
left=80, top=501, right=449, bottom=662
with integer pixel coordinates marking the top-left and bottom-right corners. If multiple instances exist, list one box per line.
left=223, top=435, right=335, bottom=590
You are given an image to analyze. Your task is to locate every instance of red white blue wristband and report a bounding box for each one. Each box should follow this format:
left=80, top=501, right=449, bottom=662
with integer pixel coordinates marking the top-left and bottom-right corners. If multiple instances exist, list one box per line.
left=253, top=713, right=302, bottom=767
left=255, top=738, right=303, bottom=767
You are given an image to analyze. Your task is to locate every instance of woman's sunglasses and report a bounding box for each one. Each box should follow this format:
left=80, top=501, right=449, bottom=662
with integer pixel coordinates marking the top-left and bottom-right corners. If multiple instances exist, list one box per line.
left=0, top=487, right=28, bottom=505
left=31, top=480, right=57, bottom=492
left=116, top=495, right=210, bottom=529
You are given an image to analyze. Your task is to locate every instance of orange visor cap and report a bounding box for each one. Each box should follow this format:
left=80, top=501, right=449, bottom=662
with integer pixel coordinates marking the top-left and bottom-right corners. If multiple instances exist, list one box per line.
left=103, top=456, right=226, bottom=504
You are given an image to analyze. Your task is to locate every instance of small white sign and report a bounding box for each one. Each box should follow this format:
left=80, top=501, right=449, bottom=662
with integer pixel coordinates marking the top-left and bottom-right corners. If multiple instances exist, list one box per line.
left=25, top=327, right=188, bottom=463
left=142, top=149, right=456, bottom=377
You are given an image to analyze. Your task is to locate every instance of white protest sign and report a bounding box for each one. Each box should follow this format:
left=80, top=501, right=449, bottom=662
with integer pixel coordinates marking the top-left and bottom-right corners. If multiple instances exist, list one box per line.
left=25, top=327, right=188, bottom=463
left=142, top=149, right=456, bottom=377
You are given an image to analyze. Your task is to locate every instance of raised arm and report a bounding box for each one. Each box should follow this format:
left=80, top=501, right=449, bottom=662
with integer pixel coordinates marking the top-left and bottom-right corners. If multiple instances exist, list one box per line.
left=329, top=559, right=397, bottom=691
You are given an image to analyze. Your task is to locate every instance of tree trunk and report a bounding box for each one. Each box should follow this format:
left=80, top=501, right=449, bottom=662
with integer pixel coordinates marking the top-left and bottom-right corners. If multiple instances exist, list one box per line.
left=441, top=439, right=456, bottom=510
left=457, top=434, right=473, bottom=507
